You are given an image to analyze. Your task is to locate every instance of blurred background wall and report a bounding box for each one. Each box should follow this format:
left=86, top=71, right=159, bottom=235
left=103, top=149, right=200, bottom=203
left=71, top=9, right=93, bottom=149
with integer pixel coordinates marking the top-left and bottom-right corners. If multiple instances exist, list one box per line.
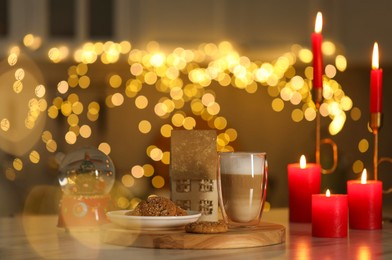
left=0, top=0, right=391, bottom=216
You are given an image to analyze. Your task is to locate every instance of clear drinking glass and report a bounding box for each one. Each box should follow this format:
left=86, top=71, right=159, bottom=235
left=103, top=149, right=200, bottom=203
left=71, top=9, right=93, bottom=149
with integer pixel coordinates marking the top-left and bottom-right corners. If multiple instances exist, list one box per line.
left=217, top=152, right=268, bottom=227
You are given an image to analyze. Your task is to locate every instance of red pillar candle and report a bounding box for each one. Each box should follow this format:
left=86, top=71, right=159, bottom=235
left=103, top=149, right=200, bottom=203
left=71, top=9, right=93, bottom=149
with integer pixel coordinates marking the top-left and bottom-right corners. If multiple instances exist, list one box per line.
left=312, top=12, right=323, bottom=89
left=347, top=169, right=383, bottom=229
left=312, top=189, right=348, bottom=238
left=288, top=155, right=321, bottom=222
left=370, top=42, right=383, bottom=113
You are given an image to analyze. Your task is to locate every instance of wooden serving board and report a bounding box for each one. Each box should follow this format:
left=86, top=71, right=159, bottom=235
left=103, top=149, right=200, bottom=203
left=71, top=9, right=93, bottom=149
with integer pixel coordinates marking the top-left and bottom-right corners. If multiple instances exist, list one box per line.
left=101, top=222, right=285, bottom=249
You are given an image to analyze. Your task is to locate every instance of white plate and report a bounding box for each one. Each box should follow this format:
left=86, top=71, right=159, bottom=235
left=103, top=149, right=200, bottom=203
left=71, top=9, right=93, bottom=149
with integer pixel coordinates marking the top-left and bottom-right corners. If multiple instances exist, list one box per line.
left=106, top=210, right=201, bottom=230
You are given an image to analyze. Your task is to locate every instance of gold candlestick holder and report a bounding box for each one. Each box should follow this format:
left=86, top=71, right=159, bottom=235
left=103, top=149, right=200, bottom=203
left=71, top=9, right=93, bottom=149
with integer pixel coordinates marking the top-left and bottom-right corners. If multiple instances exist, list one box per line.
left=370, top=112, right=382, bottom=181
left=315, top=88, right=322, bottom=165
left=314, top=88, right=338, bottom=174
left=370, top=112, right=392, bottom=194
left=379, top=157, right=392, bottom=194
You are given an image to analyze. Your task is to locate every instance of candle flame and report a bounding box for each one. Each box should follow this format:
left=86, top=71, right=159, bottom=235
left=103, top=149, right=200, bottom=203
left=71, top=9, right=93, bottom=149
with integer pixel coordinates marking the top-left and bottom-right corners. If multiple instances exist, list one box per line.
left=326, top=189, right=331, bottom=197
left=315, top=12, right=323, bottom=33
left=361, top=168, right=367, bottom=184
left=299, top=155, right=307, bottom=169
left=372, top=42, right=379, bottom=69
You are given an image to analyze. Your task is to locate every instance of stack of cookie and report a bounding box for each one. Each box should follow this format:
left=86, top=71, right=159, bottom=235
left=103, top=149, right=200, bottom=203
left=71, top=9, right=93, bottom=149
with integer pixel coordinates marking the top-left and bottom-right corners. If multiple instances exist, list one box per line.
left=127, top=196, right=228, bottom=234
left=126, top=196, right=187, bottom=216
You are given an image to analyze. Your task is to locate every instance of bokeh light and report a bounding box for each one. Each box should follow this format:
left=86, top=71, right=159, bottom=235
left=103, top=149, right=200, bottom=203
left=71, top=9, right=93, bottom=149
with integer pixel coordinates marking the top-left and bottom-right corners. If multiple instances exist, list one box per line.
left=353, top=160, right=364, bottom=174
left=3, top=37, right=361, bottom=210
left=358, top=139, right=369, bottom=153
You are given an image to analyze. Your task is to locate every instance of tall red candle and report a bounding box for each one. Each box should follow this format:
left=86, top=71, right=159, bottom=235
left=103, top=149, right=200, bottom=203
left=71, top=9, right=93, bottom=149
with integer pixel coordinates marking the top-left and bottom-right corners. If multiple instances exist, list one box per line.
left=288, top=155, right=321, bottom=222
left=347, top=169, right=382, bottom=229
left=312, top=12, right=323, bottom=89
left=312, top=189, right=348, bottom=238
left=370, top=42, right=383, bottom=113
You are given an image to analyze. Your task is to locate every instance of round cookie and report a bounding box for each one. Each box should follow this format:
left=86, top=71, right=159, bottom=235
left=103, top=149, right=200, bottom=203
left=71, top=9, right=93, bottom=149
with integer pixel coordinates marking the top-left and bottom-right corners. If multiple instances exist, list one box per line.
left=175, top=206, right=188, bottom=216
left=125, top=206, right=141, bottom=216
left=125, top=196, right=188, bottom=216
left=185, top=220, right=228, bottom=234
left=138, top=196, right=178, bottom=216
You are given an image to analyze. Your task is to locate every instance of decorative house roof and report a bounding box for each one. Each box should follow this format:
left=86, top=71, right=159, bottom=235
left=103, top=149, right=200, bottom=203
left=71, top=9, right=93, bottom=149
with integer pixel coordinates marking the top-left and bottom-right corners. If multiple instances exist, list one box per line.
left=170, top=130, right=217, bottom=180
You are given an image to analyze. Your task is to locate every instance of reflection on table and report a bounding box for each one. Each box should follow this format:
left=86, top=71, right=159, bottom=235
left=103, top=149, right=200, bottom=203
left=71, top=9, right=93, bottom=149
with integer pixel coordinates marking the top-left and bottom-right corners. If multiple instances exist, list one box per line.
left=0, top=208, right=391, bottom=259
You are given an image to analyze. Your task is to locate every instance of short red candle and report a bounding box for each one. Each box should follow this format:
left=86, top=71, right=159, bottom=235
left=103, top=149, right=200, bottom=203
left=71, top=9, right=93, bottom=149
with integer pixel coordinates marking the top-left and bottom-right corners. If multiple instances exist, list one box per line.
left=312, top=12, right=323, bottom=89
left=347, top=169, right=383, bottom=229
left=288, top=155, right=321, bottom=222
left=312, top=190, right=348, bottom=238
left=370, top=42, right=383, bottom=113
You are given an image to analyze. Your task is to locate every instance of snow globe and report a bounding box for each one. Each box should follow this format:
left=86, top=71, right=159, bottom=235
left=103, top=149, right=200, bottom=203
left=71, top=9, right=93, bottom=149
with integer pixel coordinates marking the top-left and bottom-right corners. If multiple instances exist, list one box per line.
left=57, top=147, right=115, bottom=228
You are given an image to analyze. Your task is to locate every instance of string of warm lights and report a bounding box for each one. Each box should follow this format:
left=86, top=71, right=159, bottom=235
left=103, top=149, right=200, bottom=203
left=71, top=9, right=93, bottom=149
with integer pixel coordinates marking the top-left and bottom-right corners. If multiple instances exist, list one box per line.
left=1, top=34, right=371, bottom=209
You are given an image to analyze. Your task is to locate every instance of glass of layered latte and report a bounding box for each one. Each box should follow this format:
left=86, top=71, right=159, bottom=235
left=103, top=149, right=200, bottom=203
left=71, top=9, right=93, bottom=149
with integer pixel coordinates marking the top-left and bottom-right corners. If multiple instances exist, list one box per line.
left=217, top=152, right=268, bottom=227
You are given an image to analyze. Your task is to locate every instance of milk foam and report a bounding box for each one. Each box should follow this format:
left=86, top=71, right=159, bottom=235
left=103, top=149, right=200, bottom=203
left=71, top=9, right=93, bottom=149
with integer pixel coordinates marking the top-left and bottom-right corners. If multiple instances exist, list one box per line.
left=220, top=153, right=265, bottom=175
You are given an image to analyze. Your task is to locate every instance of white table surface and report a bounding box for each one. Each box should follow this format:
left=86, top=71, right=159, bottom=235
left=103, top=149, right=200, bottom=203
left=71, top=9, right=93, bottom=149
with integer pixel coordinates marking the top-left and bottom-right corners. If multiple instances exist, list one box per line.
left=1, top=208, right=391, bottom=259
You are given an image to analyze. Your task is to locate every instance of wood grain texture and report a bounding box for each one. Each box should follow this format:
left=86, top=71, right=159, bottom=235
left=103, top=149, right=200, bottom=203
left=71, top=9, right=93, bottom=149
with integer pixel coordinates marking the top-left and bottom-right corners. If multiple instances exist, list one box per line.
left=101, top=221, right=285, bottom=249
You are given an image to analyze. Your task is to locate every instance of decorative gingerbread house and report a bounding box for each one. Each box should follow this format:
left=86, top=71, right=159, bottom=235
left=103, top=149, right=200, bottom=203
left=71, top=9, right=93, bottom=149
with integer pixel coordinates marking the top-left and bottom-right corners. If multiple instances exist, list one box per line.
left=170, top=130, right=218, bottom=222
